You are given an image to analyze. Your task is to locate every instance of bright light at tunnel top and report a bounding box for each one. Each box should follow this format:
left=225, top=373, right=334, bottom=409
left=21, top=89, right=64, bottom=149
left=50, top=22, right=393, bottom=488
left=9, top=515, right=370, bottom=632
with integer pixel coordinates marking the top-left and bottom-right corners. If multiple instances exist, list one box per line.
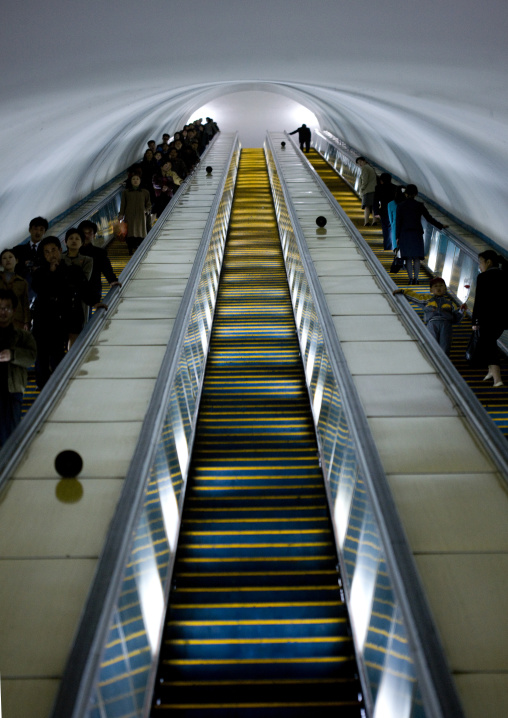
left=187, top=91, right=319, bottom=148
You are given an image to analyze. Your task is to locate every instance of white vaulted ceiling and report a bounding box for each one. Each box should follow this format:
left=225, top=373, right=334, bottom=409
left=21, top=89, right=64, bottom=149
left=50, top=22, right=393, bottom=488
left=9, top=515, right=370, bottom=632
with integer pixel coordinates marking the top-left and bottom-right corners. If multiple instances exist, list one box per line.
left=1, top=0, right=507, bottom=248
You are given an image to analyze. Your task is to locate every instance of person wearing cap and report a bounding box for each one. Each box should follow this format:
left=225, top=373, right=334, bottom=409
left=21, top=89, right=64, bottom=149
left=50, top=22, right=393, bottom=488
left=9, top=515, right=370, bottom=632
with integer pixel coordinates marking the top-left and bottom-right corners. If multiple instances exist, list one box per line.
left=393, top=276, right=466, bottom=356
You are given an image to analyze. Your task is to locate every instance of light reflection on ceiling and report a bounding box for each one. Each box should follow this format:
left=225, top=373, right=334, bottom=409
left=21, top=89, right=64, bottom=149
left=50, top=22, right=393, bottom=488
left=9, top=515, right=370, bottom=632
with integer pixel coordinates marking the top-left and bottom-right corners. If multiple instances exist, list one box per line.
left=1, top=0, right=507, bottom=249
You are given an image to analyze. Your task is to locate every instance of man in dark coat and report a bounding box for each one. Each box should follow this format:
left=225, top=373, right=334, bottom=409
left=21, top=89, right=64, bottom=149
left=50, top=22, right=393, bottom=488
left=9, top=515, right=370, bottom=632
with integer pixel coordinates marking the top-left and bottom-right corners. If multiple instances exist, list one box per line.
left=289, top=124, right=311, bottom=152
left=78, top=220, right=121, bottom=305
left=14, top=216, right=49, bottom=301
left=31, top=236, right=93, bottom=389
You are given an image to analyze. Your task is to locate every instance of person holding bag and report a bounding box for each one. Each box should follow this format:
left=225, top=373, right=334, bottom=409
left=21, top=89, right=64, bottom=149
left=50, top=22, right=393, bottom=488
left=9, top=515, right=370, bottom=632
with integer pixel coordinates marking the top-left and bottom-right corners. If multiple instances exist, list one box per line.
left=470, top=249, right=508, bottom=387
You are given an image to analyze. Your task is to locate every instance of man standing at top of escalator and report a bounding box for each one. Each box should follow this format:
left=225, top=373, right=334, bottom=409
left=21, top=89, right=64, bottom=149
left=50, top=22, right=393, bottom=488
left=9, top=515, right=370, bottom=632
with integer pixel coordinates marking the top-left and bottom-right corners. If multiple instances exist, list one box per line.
left=289, top=124, right=311, bottom=152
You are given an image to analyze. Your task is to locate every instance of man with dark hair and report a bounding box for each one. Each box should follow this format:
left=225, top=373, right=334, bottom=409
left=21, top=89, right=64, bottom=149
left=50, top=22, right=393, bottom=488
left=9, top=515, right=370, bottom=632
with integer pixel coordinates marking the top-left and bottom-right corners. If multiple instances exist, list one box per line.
left=0, top=288, right=37, bottom=446
left=78, top=220, right=121, bottom=305
left=203, top=117, right=219, bottom=142
left=289, top=123, right=311, bottom=152
left=157, top=133, right=170, bottom=151
left=168, top=148, right=187, bottom=180
left=32, top=236, right=94, bottom=388
left=14, top=217, right=49, bottom=299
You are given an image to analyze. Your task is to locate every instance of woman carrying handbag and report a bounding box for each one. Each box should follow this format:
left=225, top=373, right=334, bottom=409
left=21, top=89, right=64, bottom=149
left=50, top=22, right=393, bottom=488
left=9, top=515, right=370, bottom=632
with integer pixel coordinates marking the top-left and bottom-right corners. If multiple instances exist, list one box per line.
left=470, top=250, right=508, bottom=387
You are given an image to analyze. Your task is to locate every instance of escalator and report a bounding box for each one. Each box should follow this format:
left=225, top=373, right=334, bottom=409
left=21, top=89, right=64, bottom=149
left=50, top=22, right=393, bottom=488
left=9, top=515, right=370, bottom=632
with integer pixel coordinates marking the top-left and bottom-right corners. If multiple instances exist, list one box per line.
left=304, top=149, right=508, bottom=438
left=150, top=149, right=365, bottom=716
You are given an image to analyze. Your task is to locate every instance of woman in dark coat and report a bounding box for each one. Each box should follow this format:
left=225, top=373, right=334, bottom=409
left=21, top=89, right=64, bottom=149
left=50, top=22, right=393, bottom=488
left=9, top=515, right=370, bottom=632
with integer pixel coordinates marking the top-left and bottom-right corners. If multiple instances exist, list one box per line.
left=396, top=184, right=447, bottom=284
left=141, top=150, right=159, bottom=202
left=472, top=250, right=507, bottom=387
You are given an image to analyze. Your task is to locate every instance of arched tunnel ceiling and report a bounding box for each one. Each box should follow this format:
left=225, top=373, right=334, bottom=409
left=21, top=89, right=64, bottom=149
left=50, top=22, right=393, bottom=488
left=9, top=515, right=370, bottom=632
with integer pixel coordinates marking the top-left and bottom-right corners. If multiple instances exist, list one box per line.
left=1, top=0, right=507, bottom=249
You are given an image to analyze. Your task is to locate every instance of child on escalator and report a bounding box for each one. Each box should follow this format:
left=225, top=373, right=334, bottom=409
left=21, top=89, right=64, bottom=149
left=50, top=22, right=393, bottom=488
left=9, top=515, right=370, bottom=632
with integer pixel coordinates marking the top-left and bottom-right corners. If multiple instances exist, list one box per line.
left=393, top=276, right=466, bottom=356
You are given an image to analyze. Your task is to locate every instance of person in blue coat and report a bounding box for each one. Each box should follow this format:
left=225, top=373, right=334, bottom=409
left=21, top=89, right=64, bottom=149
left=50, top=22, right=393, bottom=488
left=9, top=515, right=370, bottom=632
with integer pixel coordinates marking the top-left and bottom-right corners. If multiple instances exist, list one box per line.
left=396, top=184, right=447, bottom=284
left=387, top=186, right=406, bottom=251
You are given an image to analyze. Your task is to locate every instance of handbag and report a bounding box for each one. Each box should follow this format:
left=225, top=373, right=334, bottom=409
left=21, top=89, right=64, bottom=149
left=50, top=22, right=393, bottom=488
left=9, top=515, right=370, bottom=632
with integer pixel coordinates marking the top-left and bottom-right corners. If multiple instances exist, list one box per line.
left=465, top=325, right=484, bottom=367
left=389, top=252, right=405, bottom=274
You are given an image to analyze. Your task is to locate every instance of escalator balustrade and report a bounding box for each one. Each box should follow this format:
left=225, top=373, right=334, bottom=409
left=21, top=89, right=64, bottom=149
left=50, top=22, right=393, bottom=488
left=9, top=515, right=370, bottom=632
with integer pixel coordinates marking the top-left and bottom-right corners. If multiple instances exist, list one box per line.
left=151, top=149, right=364, bottom=716
left=305, top=149, right=508, bottom=438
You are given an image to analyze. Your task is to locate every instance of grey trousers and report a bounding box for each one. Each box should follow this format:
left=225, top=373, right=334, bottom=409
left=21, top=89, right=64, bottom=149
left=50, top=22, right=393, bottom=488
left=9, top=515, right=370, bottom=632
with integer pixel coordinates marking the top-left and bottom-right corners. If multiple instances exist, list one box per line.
left=427, top=319, right=453, bottom=355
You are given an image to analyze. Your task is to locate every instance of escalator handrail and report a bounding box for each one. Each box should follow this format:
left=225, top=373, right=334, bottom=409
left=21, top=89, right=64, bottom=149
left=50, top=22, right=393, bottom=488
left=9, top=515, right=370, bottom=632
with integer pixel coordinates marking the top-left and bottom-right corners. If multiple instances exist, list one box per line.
left=267, top=132, right=466, bottom=718
left=288, top=132, right=508, bottom=481
left=0, top=134, right=221, bottom=497
left=49, top=133, right=240, bottom=718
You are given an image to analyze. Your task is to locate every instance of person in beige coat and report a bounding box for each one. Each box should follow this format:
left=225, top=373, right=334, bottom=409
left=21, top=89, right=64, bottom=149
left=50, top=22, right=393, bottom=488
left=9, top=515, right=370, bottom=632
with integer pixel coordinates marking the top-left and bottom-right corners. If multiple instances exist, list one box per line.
left=356, top=156, right=378, bottom=226
left=119, top=173, right=152, bottom=255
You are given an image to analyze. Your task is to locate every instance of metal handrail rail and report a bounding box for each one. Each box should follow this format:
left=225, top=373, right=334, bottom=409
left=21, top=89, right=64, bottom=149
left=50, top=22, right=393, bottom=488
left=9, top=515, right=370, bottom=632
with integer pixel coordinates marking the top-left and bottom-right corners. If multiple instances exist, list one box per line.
left=0, top=134, right=220, bottom=496
left=50, top=133, right=240, bottom=718
left=267, top=132, right=466, bottom=717
left=291, top=132, right=508, bottom=480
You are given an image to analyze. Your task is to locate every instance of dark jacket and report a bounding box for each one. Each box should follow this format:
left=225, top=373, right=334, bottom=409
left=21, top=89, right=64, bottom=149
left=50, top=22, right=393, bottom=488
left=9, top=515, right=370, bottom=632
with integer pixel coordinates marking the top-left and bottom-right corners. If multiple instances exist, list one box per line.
left=374, top=182, right=396, bottom=217
left=13, top=241, right=44, bottom=278
left=32, top=262, right=94, bottom=334
left=396, top=198, right=444, bottom=258
left=81, top=243, right=118, bottom=304
left=473, top=267, right=508, bottom=331
left=289, top=126, right=311, bottom=142
left=396, top=198, right=444, bottom=237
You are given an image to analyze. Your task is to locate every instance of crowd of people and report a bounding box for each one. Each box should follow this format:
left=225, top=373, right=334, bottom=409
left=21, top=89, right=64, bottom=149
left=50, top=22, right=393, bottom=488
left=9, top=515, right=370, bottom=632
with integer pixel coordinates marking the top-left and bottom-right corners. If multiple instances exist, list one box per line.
left=121, top=117, right=219, bottom=254
left=356, top=157, right=448, bottom=285
left=355, top=156, right=507, bottom=385
left=0, top=117, right=219, bottom=447
left=1, top=123, right=504, bottom=447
